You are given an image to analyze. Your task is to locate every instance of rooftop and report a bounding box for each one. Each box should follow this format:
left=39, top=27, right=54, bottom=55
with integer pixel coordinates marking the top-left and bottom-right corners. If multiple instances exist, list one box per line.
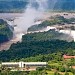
left=63, top=55, right=75, bottom=59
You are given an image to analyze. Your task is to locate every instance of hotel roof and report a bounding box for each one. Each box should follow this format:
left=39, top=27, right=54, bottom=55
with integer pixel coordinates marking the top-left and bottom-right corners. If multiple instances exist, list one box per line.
left=63, top=55, right=75, bottom=59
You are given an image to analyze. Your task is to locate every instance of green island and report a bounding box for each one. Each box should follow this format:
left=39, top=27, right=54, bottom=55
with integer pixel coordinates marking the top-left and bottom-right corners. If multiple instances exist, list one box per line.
left=0, top=19, right=13, bottom=44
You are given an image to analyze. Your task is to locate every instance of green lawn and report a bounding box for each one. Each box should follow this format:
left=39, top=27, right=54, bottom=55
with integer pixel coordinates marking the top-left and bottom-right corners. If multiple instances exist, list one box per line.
left=47, top=71, right=73, bottom=75
left=68, top=72, right=73, bottom=75
left=48, top=62, right=62, bottom=67
left=46, top=71, right=54, bottom=75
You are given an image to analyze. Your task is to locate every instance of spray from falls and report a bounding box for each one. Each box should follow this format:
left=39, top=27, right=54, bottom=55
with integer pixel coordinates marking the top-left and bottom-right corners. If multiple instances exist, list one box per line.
left=13, top=0, right=48, bottom=41
left=7, top=0, right=58, bottom=42
left=59, top=30, right=75, bottom=42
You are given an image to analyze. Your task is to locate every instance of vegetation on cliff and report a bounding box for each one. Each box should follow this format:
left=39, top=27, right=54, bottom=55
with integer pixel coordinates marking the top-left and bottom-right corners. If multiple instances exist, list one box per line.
left=0, top=19, right=13, bottom=43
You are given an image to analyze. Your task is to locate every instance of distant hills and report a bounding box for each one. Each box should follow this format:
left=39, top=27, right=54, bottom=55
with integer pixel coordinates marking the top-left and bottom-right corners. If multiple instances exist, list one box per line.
left=0, top=1, right=28, bottom=13
left=53, top=0, right=75, bottom=11
left=0, top=0, right=75, bottom=13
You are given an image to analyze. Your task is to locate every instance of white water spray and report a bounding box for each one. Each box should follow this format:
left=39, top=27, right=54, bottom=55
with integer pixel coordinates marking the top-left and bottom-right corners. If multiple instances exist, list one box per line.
left=14, top=0, right=48, bottom=31
left=13, top=0, right=48, bottom=41
left=59, top=30, right=75, bottom=42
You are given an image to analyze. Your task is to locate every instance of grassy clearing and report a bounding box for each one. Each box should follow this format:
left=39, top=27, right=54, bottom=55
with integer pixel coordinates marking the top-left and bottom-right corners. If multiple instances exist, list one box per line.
left=47, top=71, right=73, bottom=75
left=46, top=71, right=54, bottom=75
left=68, top=72, right=73, bottom=75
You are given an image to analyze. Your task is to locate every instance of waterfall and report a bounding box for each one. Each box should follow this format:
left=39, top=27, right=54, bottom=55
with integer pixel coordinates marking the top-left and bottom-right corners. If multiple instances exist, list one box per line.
left=13, top=0, right=48, bottom=41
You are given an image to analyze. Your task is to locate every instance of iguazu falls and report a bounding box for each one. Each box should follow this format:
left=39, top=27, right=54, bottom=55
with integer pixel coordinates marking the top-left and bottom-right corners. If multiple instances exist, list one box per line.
left=0, top=0, right=75, bottom=75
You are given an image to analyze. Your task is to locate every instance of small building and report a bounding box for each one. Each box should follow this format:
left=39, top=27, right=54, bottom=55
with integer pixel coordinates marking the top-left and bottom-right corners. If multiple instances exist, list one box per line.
left=63, top=55, right=75, bottom=59
left=2, top=62, right=47, bottom=71
left=71, top=66, right=75, bottom=69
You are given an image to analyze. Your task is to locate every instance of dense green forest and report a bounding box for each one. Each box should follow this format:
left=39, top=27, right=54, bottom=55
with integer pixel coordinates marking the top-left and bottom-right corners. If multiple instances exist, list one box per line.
left=23, top=31, right=73, bottom=42
left=0, top=19, right=13, bottom=43
left=0, top=34, right=75, bottom=62
left=0, top=40, right=75, bottom=75
left=0, top=17, right=75, bottom=61
left=0, top=43, right=75, bottom=75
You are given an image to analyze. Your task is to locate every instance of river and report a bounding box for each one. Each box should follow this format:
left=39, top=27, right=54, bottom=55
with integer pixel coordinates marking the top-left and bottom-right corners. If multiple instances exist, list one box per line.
left=0, top=12, right=75, bottom=51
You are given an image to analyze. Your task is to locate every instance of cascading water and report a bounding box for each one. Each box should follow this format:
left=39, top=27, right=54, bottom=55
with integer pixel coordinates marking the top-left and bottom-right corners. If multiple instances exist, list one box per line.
left=0, top=0, right=59, bottom=50
left=59, top=30, right=75, bottom=42
left=13, top=0, right=48, bottom=41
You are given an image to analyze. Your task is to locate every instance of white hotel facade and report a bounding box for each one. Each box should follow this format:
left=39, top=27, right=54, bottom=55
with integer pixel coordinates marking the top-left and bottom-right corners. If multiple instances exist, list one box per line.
left=2, top=62, right=47, bottom=71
